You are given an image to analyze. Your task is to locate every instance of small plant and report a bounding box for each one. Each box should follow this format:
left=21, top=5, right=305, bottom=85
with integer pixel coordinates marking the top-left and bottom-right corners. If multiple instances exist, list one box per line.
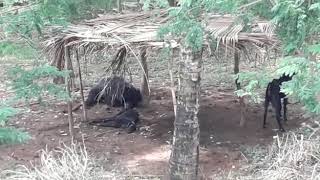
left=0, top=105, right=30, bottom=145
left=277, top=56, right=320, bottom=114
left=0, top=41, right=37, bottom=60
left=7, top=64, right=70, bottom=103
left=215, top=130, right=320, bottom=180
left=235, top=71, right=271, bottom=104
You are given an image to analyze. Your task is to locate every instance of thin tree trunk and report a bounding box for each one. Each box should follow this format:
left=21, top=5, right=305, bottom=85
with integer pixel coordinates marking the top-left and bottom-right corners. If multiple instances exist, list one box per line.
left=169, top=46, right=202, bottom=180
left=65, top=46, right=75, bottom=141
left=234, top=49, right=246, bottom=127
left=75, top=49, right=88, bottom=122
left=118, top=0, right=122, bottom=12
left=140, top=47, right=150, bottom=106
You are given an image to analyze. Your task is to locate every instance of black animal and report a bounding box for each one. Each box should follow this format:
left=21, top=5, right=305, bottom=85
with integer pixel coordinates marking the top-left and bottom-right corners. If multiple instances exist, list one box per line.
left=85, top=76, right=142, bottom=109
left=89, top=109, right=140, bottom=133
left=263, top=73, right=295, bottom=132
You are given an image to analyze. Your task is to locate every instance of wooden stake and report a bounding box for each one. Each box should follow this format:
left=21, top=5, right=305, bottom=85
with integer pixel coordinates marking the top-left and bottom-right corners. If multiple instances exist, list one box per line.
left=234, top=49, right=246, bottom=127
left=118, top=0, right=122, bottom=13
left=76, top=49, right=88, bottom=122
left=65, top=46, right=75, bottom=141
left=140, top=46, right=150, bottom=106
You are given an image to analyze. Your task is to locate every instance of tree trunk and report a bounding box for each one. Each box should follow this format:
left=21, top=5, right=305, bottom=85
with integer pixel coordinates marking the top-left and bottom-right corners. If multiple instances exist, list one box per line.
left=65, top=46, right=75, bottom=141
left=234, top=49, right=246, bottom=127
left=169, top=46, right=202, bottom=180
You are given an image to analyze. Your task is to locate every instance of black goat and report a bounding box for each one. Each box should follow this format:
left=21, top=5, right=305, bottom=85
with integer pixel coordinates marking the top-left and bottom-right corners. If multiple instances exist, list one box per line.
left=89, top=109, right=139, bottom=133
left=85, top=76, right=142, bottom=109
left=263, top=73, right=295, bottom=132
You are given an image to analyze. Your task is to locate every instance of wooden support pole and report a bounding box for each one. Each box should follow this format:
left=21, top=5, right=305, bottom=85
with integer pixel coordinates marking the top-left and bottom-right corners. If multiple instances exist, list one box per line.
left=234, top=49, right=246, bottom=127
left=140, top=46, right=150, bottom=106
left=117, top=0, right=122, bottom=12
left=76, top=49, right=88, bottom=122
left=65, top=46, right=75, bottom=141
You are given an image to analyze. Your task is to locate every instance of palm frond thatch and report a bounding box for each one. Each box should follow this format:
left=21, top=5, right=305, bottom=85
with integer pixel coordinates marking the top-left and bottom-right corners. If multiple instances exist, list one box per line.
left=43, top=10, right=279, bottom=69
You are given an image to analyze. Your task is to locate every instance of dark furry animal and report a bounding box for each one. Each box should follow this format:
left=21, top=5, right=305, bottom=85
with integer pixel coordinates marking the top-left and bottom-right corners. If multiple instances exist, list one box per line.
left=85, top=76, right=142, bottom=109
left=263, top=73, right=295, bottom=132
left=89, top=109, right=139, bottom=133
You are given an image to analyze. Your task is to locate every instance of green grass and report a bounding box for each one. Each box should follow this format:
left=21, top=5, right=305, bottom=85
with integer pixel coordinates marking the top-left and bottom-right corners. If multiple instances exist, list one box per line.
left=0, top=41, right=37, bottom=60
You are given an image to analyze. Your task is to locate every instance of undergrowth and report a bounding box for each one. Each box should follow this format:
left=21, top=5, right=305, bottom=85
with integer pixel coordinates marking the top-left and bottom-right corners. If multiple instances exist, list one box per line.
left=213, top=125, right=320, bottom=180
left=1, top=143, right=162, bottom=180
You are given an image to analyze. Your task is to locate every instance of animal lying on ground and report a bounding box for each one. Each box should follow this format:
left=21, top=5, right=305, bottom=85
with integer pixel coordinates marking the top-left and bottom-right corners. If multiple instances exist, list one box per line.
left=89, top=109, right=140, bottom=133
left=263, top=73, right=295, bottom=132
left=85, top=76, right=142, bottom=110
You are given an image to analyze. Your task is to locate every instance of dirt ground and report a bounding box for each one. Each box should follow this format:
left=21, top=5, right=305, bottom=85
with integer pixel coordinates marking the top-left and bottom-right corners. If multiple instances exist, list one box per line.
left=0, top=85, right=307, bottom=178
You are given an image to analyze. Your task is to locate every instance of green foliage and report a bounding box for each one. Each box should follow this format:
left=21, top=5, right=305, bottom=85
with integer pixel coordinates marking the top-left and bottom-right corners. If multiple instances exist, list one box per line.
left=0, top=0, right=116, bottom=38
left=0, top=63, right=69, bottom=145
left=8, top=64, right=70, bottom=102
left=0, top=127, right=31, bottom=145
left=0, top=106, right=16, bottom=126
left=199, top=0, right=319, bottom=51
left=238, top=54, right=320, bottom=115
left=234, top=0, right=320, bottom=117
left=157, top=0, right=276, bottom=51
left=0, top=41, right=37, bottom=59
left=0, top=104, right=30, bottom=145
left=272, top=0, right=320, bottom=53
left=142, top=0, right=169, bottom=10
left=308, top=44, right=320, bottom=54
left=277, top=56, right=320, bottom=114
left=202, top=0, right=238, bottom=13
left=235, top=71, right=271, bottom=103
left=158, top=0, right=204, bottom=51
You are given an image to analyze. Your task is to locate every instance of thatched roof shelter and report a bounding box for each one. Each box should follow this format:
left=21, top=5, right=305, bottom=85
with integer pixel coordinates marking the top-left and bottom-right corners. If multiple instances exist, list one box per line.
left=44, top=9, right=279, bottom=66
left=42, top=9, right=281, bottom=126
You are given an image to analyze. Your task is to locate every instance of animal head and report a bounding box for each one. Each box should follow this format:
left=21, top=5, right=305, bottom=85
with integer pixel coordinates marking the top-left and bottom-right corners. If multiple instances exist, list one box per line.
left=126, top=124, right=136, bottom=133
left=85, top=87, right=103, bottom=109
left=123, top=86, right=143, bottom=107
left=279, top=72, right=296, bottom=82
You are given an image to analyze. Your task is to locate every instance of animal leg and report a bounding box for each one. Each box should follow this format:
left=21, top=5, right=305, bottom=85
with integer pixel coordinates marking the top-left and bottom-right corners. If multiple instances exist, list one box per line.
left=273, top=97, right=285, bottom=132
left=283, top=98, right=288, bottom=122
left=263, top=94, right=270, bottom=128
left=98, top=119, right=121, bottom=128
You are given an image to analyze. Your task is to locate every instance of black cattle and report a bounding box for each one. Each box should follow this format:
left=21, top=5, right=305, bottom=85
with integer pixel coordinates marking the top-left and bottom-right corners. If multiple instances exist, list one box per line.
left=263, top=73, right=295, bottom=132
left=85, top=76, right=142, bottom=109
left=89, top=109, right=140, bottom=133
